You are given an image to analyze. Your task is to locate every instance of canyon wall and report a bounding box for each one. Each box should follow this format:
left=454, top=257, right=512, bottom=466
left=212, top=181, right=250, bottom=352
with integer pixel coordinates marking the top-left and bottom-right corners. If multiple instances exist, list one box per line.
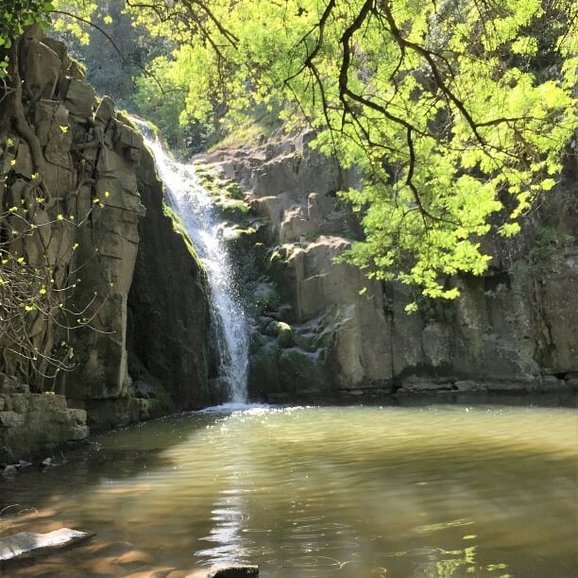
left=0, top=28, right=211, bottom=460
left=198, top=134, right=578, bottom=401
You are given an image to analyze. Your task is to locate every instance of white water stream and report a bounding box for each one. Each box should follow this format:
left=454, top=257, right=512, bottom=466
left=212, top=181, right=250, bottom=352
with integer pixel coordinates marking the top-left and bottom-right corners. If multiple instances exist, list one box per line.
left=138, top=126, right=249, bottom=403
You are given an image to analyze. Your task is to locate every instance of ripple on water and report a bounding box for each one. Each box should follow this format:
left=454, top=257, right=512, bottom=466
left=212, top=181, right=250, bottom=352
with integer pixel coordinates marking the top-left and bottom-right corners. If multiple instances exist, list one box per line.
left=1, top=404, right=576, bottom=577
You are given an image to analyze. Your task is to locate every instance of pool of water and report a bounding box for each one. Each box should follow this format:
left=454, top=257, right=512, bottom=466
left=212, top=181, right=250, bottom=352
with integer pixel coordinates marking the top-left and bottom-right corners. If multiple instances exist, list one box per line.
left=1, top=404, right=577, bottom=577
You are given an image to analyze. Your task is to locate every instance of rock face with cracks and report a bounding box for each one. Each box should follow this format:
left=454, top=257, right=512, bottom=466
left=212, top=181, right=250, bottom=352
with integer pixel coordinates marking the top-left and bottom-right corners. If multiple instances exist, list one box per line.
left=198, top=133, right=578, bottom=400
left=0, top=28, right=211, bottom=460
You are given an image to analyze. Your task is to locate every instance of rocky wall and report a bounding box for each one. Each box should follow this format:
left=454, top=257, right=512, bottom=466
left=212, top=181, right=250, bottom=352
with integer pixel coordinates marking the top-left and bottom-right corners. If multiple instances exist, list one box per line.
left=0, top=26, right=212, bottom=453
left=198, top=134, right=578, bottom=401
left=0, top=25, right=145, bottom=404
left=127, top=148, right=213, bottom=411
left=0, top=373, right=87, bottom=463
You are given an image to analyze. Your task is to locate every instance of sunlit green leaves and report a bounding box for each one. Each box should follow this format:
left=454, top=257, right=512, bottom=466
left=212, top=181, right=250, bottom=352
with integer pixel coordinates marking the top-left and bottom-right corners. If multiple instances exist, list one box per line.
left=51, top=0, right=577, bottom=302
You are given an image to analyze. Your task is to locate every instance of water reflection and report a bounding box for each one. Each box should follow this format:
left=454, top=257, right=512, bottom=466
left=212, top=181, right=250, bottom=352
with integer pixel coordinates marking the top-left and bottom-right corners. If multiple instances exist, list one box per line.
left=0, top=405, right=576, bottom=577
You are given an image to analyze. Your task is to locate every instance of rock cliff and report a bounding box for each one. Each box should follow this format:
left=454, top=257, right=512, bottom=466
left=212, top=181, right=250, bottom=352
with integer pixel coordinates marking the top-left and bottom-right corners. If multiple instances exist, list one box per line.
left=198, top=133, right=578, bottom=401
left=0, top=28, right=211, bottom=460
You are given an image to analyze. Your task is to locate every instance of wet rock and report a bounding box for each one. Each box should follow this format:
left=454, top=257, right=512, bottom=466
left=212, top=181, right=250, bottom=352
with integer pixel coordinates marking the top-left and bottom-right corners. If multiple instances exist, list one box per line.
left=126, top=150, right=213, bottom=411
left=1, top=464, right=18, bottom=478
left=0, top=528, right=94, bottom=563
left=188, top=565, right=259, bottom=578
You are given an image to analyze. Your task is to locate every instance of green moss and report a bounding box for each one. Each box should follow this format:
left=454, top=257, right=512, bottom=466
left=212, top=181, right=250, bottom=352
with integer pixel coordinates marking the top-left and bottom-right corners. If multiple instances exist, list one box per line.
left=217, top=196, right=250, bottom=215
left=193, top=163, right=252, bottom=225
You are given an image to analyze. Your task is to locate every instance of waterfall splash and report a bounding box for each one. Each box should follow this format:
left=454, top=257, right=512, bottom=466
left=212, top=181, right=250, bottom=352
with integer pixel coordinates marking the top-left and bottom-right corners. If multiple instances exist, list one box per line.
left=138, top=125, right=249, bottom=403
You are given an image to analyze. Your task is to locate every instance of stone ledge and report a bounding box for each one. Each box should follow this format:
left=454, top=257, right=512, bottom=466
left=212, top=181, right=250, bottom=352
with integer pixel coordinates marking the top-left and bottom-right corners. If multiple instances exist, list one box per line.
left=0, top=390, right=89, bottom=462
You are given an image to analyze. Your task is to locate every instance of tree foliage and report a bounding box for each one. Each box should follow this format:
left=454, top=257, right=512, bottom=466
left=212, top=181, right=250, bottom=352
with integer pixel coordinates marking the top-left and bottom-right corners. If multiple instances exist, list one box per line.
left=126, top=0, right=577, bottom=302
left=0, top=203, right=100, bottom=383
left=8, top=1, right=578, bottom=303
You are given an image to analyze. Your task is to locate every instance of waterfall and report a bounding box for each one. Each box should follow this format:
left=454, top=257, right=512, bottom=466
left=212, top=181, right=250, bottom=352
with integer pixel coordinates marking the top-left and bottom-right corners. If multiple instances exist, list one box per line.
left=138, top=125, right=249, bottom=403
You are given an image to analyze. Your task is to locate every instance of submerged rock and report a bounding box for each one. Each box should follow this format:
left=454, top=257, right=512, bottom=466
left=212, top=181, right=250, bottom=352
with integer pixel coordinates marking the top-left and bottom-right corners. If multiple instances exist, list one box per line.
left=0, top=528, right=94, bottom=563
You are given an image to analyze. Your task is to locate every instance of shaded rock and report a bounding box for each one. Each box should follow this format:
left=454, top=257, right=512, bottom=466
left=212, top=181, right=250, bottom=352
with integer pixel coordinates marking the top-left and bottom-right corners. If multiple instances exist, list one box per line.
left=199, top=130, right=578, bottom=401
left=0, top=389, right=88, bottom=461
left=21, top=36, right=61, bottom=100
left=127, top=150, right=212, bottom=411
left=279, top=347, right=329, bottom=395
left=65, top=78, right=96, bottom=117
left=249, top=337, right=280, bottom=399
left=252, top=282, right=280, bottom=314
left=397, top=378, right=455, bottom=393
left=1, top=26, right=211, bottom=447
left=0, top=411, right=25, bottom=428
left=198, top=141, right=390, bottom=398
left=536, top=255, right=578, bottom=372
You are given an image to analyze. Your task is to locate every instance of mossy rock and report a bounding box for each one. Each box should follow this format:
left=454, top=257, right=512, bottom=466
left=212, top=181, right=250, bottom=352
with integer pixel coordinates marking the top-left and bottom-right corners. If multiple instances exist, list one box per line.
left=252, top=282, right=281, bottom=314
left=264, top=320, right=294, bottom=348
left=222, top=180, right=244, bottom=200
left=194, top=164, right=249, bottom=208
left=278, top=347, right=329, bottom=393
left=162, top=202, right=205, bottom=272
left=220, top=223, right=258, bottom=242
left=216, top=195, right=250, bottom=216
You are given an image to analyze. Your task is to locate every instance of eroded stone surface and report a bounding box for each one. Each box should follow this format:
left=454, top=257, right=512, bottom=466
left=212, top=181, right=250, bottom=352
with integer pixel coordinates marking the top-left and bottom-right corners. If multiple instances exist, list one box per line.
left=1, top=27, right=211, bottom=455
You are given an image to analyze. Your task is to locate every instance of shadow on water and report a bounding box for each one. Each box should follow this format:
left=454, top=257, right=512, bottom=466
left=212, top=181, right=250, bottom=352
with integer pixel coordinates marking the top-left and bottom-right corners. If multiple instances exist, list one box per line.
left=1, top=411, right=220, bottom=504
left=296, top=390, right=578, bottom=409
left=0, top=411, right=227, bottom=575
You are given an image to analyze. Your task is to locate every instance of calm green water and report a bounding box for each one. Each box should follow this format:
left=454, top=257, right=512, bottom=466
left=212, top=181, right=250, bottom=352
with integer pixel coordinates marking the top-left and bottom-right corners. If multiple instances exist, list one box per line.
left=1, top=404, right=577, bottom=577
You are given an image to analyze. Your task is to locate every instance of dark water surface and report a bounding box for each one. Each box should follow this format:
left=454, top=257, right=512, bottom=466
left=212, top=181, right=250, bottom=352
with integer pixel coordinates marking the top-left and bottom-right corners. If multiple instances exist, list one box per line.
left=1, top=404, right=577, bottom=577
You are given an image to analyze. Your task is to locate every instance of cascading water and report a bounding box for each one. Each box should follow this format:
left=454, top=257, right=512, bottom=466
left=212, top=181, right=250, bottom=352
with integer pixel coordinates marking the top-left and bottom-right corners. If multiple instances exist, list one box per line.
left=137, top=123, right=249, bottom=403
